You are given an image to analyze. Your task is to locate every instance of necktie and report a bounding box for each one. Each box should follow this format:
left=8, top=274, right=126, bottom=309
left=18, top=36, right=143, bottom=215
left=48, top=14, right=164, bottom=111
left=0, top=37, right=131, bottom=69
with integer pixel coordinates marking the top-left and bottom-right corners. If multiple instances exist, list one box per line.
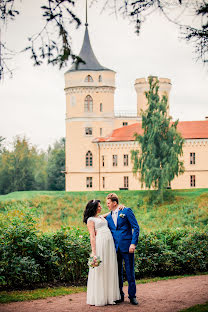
left=113, top=211, right=118, bottom=227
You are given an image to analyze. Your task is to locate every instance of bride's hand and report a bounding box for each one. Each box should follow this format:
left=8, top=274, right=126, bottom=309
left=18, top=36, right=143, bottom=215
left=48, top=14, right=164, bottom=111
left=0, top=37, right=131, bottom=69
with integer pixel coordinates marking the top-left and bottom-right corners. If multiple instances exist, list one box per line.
left=90, top=252, right=96, bottom=258
left=118, top=204, right=125, bottom=210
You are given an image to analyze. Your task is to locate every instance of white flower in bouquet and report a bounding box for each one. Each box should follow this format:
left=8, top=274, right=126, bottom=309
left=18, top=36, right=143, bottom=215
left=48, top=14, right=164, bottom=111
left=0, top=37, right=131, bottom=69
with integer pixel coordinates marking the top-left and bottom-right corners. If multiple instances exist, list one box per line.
left=88, top=255, right=102, bottom=268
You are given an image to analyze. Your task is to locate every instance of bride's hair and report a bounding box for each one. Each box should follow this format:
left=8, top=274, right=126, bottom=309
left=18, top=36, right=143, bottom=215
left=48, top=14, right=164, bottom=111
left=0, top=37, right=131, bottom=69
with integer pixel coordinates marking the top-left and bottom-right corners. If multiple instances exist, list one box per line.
left=83, top=199, right=101, bottom=224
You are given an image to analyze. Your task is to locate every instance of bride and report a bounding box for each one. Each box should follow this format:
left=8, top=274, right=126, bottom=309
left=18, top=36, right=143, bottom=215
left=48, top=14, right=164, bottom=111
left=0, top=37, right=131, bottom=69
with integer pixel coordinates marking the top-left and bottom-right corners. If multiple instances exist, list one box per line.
left=83, top=199, right=121, bottom=306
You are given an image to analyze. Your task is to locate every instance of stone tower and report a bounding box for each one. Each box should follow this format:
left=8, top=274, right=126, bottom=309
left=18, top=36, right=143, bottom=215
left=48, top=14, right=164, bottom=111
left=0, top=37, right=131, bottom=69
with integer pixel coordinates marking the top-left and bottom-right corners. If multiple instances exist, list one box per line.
left=64, top=23, right=116, bottom=191
left=134, top=77, right=172, bottom=117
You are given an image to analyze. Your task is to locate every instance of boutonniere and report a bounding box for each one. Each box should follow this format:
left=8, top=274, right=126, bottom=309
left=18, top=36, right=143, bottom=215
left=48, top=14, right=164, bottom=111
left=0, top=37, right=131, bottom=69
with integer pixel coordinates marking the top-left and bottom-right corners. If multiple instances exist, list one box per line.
left=119, top=213, right=125, bottom=218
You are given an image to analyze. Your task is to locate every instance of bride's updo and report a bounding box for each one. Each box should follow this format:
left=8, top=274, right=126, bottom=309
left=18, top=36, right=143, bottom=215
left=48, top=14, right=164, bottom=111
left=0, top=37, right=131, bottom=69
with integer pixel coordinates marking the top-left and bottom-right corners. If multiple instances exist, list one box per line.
left=83, top=199, right=100, bottom=224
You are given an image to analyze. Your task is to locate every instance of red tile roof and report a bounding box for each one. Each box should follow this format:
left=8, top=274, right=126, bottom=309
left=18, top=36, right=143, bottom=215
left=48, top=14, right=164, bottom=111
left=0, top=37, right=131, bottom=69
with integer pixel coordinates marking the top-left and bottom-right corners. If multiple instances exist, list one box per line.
left=94, top=120, right=208, bottom=142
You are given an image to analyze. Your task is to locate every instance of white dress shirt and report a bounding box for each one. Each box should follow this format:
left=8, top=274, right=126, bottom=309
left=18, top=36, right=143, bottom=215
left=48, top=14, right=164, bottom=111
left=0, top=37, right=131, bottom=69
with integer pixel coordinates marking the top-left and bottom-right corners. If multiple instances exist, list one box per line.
left=112, top=207, right=119, bottom=227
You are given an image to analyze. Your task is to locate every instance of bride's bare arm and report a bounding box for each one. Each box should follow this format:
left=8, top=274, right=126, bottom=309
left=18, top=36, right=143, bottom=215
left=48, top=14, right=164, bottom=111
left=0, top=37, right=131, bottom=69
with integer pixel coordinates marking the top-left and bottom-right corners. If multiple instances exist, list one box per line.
left=101, top=205, right=125, bottom=219
left=101, top=212, right=110, bottom=218
left=87, top=220, right=96, bottom=256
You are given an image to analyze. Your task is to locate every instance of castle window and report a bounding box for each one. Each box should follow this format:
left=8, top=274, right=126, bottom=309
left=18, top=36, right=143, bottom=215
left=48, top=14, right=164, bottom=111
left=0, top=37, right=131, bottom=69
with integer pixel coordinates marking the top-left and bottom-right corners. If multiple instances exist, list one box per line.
left=190, top=175, right=196, bottom=187
left=102, top=155, right=105, bottom=167
left=86, top=151, right=93, bottom=167
left=85, top=127, right=92, bottom=135
left=84, top=95, right=93, bottom=112
left=86, top=177, right=93, bottom=188
left=100, top=103, right=103, bottom=112
left=102, top=177, right=105, bottom=188
left=190, top=152, right=195, bottom=164
left=124, top=176, right=129, bottom=188
left=123, top=154, right=129, bottom=166
left=85, top=75, right=93, bottom=82
left=123, top=122, right=128, bottom=126
left=100, top=128, right=103, bottom=136
left=98, top=75, right=102, bottom=82
left=113, top=155, right=118, bottom=167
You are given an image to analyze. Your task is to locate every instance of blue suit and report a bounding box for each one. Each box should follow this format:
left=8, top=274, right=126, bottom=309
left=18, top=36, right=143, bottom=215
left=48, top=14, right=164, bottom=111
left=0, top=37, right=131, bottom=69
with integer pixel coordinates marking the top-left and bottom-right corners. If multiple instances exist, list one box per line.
left=106, top=207, right=140, bottom=299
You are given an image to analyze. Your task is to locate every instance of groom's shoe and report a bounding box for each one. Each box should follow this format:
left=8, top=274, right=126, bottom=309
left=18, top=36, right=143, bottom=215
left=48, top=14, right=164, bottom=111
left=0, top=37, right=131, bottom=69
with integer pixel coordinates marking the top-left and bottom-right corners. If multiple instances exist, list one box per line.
left=130, top=298, right=138, bottom=305
left=114, top=295, right=124, bottom=304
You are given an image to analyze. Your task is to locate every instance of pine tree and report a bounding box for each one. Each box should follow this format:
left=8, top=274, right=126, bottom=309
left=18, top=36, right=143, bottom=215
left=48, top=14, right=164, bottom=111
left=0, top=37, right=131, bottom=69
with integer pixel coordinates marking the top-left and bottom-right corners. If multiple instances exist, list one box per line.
left=131, top=76, right=184, bottom=201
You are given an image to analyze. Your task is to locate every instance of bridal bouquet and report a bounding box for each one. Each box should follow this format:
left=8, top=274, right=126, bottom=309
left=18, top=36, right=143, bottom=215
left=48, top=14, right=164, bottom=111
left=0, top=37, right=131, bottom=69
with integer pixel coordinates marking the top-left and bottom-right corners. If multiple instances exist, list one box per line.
left=88, top=255, right=102, bottom=268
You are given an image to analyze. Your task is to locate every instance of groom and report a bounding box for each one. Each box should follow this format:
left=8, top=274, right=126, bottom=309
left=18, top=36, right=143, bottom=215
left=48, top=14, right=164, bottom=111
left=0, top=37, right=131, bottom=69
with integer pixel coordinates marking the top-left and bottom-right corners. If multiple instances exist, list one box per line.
left=106, top=193, right=140, bottom=305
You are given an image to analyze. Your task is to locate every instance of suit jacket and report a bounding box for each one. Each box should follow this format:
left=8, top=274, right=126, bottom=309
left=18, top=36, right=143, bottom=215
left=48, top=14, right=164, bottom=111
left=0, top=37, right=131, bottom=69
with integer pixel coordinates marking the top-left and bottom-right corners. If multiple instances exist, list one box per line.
left=106, top=207, right=140, bottom=253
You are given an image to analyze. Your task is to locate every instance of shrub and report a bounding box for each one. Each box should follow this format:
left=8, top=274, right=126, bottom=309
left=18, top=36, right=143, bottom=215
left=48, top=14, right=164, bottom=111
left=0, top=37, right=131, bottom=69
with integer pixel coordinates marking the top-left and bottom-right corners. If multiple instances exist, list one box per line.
left=0, top=210, right=207, bottom=289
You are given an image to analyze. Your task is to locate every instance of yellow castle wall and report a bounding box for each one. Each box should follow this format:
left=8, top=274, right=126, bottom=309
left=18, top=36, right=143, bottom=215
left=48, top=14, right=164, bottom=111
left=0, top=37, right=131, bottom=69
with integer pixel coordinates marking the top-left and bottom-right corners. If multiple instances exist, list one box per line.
left=64, top=69, right=208, bottom=191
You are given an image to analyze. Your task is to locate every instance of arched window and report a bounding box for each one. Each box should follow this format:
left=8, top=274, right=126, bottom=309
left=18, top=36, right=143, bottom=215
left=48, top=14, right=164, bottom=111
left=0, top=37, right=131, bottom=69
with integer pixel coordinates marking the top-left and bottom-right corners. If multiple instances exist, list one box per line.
left=86, top=151, right=93, bottom=167
left=85, top=75, right=93, bottom=82
left=84, top=95, right=93, bottom=112
left=98, top=75, right=102, bottom=82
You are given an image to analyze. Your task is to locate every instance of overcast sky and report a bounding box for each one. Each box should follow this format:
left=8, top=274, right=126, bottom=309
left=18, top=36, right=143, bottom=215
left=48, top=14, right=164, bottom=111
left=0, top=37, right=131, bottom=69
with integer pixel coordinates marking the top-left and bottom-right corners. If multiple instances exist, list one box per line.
left=1, top=0, right=208, bottom=150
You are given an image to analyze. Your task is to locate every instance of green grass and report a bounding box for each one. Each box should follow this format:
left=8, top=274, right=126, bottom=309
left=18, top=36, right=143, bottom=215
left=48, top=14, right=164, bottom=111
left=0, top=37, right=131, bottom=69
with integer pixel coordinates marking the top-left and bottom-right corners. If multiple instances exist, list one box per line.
left=0, top=189, right=208, bottom=232
left=0, top=286, right=87, bottom=304
left=1, top=274, right=207, bottom=304
left=180, top=302, right=208, bottom=312
left=0, top=188, right=207, bottom=201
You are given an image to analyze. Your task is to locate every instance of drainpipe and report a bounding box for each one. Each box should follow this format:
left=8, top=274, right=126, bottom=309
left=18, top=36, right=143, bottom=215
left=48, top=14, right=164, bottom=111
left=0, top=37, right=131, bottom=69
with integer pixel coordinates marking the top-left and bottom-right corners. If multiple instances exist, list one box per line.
left=98, top=143, right=100, bottom=191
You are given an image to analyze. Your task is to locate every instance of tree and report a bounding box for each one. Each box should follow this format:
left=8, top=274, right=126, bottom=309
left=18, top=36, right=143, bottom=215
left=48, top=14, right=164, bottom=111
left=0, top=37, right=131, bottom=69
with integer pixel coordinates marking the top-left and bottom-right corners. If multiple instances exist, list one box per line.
left=0, top=0, right=82, bottom=80
left=47, top=137, right=65, bottom=191
left=0, top=136, right=47, bottom=194
left=0, top=136, right=5, bottom=153
left=131, top=76, right=184, bottom=201
left=0, top=0, right=207, bottom=80
left=116, top=0, right=208, bottom=64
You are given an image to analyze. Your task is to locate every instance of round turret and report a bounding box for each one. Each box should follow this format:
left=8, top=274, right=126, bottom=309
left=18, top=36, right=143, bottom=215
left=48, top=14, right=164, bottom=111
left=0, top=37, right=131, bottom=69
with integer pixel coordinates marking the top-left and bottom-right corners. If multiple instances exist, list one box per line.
left=134, top=76, right=172, bottom=117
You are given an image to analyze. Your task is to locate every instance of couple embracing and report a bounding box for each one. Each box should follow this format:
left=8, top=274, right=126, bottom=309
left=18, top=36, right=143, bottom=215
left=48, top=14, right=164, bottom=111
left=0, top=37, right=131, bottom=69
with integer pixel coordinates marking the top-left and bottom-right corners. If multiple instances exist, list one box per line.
left=83, top=193, right=140, bottom=306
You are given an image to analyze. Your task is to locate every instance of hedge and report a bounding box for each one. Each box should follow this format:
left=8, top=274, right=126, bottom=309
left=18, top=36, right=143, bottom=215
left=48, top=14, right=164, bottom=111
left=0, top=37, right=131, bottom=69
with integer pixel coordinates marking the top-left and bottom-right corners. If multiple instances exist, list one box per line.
left=0, top=212, right=207, bottom=289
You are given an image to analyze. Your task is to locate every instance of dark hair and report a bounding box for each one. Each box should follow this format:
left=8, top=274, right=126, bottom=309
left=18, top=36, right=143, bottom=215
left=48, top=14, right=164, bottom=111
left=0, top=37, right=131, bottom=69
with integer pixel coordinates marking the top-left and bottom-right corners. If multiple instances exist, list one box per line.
left=83, top=199, right=101, bottom=224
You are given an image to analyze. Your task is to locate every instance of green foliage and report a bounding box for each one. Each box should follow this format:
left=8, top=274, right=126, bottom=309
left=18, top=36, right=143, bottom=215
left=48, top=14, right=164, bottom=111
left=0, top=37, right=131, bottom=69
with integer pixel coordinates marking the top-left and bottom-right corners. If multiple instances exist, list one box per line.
left=0, top=136, right=5, bottom=153
left=1, top=0, right=82, bottom=80
left=131, top=76, right=184, bottom=201
left=0, top=208, right=90, bottom=288
left=0, top=136, right=65, bottom=194
left=180, top=302, right=208, bottom=312
left=134, top=229, right=208, bottom=278
left=0, top=207, right=207, bottom=289
left=0, top=137, right=47, bottom=195
left=47, top=138, right=65, bottom=191
left=0, top=189, right=207, bottom=232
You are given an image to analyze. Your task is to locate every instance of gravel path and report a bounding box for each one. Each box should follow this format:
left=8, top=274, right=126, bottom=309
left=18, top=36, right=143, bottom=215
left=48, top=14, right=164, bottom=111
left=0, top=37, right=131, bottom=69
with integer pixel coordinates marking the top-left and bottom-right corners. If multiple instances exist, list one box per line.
left=0, top=275, right=208, bottom=312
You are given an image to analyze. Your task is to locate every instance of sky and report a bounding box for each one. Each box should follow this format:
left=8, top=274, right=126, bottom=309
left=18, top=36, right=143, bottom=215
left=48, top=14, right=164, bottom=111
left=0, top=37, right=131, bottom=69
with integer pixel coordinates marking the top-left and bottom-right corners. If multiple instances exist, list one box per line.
left=0, top=0, right=208, bottom=150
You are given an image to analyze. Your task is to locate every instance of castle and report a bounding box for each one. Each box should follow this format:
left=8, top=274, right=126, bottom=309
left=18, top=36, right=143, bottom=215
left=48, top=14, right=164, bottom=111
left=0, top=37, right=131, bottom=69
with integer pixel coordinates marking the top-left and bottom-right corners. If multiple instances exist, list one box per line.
left=64, top=23, right=208, bottom=191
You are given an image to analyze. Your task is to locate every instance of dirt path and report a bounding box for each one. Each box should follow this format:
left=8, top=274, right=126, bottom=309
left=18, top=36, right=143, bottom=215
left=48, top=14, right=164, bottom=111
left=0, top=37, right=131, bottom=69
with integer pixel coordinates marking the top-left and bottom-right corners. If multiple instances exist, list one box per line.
left=1, top=275, right=208, bottom=312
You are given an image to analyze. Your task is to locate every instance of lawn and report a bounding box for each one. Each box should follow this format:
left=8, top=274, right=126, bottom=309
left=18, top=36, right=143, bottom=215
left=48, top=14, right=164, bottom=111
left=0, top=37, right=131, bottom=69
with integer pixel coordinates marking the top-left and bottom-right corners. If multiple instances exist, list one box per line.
left=0, top=189, right=207, bottom=233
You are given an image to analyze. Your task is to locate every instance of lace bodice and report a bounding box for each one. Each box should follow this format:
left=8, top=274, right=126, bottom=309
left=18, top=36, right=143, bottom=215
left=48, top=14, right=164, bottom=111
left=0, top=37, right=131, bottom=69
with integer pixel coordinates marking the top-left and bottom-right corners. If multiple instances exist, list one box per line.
left=87, top=216, right=109, bottom=232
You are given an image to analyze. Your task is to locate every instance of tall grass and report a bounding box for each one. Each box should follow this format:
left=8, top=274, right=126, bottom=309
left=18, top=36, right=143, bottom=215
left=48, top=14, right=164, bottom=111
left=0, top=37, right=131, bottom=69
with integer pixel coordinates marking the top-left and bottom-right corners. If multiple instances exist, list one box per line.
left=0, top=189, right=207, bottom=233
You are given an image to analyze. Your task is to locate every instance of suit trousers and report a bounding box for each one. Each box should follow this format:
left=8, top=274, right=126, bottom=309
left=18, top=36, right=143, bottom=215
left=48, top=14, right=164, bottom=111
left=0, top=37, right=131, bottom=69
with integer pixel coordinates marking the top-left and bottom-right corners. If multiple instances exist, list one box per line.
left=117, top=248, right=136, bottom=299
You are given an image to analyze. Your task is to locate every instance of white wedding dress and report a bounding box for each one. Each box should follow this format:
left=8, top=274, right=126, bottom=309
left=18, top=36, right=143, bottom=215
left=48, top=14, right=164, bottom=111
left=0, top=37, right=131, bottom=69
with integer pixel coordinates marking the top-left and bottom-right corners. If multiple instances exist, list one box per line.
left=87, top=216, right=121, bottom=306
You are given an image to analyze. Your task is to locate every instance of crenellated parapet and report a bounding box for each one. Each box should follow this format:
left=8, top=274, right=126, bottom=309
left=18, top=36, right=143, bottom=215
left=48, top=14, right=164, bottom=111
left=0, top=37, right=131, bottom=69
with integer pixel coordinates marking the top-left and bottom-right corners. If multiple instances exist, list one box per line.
left=134, top=76, right=172, bottom=117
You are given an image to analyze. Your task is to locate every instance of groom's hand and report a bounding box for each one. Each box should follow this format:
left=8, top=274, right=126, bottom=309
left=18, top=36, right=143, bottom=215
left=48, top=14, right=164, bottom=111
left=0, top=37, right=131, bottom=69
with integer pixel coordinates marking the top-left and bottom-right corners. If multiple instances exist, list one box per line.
left=129, top=244, right=136, bottom=253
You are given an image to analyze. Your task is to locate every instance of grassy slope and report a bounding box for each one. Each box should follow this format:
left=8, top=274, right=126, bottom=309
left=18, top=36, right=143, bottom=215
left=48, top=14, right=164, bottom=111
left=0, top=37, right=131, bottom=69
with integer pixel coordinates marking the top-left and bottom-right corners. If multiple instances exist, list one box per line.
left=0, top=189, right=208, bottom=232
